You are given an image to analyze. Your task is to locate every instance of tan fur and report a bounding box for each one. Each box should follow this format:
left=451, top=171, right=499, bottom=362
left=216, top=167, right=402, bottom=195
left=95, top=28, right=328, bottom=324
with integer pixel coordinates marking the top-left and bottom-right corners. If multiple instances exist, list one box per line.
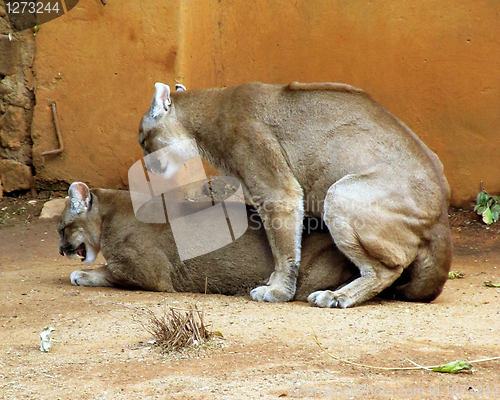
left=138, top=81, right=452, bottom=307
left=57, top=184, right=358, bottom=300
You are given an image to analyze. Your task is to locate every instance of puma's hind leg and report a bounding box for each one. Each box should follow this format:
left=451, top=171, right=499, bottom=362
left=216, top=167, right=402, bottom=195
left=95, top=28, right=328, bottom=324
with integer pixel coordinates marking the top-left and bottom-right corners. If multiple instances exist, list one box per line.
left=307, top=261, right=404, bottom=308
left=308, top=172, right=429, bottom=308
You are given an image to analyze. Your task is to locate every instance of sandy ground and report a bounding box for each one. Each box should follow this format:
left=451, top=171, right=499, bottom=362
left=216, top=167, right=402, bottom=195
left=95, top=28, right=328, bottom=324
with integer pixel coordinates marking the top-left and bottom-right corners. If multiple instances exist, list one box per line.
left=0, top=197, right=499, bottom=400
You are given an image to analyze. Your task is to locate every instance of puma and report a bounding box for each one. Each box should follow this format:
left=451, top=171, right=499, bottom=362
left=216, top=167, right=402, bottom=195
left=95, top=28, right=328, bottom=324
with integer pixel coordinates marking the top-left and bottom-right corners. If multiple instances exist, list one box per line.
left=57, top=182, right=359, bottom=298
left=138, top=81, right=452, bottom=308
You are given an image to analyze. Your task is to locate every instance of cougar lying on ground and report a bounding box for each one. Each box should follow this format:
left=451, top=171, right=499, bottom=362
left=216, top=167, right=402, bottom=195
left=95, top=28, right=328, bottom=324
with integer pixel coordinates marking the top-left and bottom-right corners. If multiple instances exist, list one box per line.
left=138, top=81, right=452, bottom=307
left=57, top=182, right=359, bottom=299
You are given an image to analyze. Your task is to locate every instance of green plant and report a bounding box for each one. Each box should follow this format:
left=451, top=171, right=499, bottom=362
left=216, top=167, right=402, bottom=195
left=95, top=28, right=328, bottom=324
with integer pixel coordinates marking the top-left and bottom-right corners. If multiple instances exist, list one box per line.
left=474, top=189, right=500, bottom=225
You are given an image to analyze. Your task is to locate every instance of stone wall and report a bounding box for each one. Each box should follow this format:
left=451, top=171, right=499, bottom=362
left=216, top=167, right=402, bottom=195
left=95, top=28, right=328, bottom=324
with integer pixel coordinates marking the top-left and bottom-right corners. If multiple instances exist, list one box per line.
left=0, top=3, right=35, bottom=198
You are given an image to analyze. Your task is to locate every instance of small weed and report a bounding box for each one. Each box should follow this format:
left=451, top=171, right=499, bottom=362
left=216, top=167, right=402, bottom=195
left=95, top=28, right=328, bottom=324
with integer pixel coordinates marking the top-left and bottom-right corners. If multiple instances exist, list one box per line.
left=474, top=185, right=500, bottom=225
left=136, top=302, right=215, bottom=353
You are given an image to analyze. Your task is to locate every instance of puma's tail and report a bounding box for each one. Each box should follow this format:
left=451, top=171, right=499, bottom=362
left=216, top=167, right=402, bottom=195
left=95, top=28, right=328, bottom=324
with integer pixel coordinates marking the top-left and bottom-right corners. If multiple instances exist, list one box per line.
left=380, top=219, right=452, bottom=302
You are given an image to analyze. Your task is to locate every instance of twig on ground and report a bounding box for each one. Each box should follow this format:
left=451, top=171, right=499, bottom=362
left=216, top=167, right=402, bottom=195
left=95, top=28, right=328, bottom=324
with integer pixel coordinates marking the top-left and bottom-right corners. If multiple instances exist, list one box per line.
left=312, top=328, right=500, bottom=372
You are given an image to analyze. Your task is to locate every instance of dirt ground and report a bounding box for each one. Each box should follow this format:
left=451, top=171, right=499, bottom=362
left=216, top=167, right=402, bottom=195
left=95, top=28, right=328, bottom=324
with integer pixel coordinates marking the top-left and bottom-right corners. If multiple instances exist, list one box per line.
left=0, top=195, right=499, bottom=400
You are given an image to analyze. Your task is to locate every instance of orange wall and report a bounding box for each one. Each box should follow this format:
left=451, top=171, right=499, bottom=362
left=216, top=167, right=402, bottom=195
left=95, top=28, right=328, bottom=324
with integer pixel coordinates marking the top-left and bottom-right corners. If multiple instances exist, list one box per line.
left=32, top=0, right=181, bottom=189
left=32, top=0, right=500, bottom=206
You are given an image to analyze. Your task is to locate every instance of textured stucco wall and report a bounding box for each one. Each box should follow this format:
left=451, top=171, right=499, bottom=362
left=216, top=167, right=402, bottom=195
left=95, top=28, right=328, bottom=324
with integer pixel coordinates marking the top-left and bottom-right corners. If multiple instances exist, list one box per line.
left=32, top=0, right=182, bottom=189
left=32, top=0, right=500, bottom=206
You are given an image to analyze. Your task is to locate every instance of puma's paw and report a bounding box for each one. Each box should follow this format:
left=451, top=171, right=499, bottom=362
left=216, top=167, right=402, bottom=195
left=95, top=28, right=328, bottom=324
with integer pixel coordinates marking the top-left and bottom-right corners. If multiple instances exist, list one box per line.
left=307, top=290, right=352, bottom=308
left=70, top=270, right=89, bottom=286
left=250, top=285, right=294, bottom=303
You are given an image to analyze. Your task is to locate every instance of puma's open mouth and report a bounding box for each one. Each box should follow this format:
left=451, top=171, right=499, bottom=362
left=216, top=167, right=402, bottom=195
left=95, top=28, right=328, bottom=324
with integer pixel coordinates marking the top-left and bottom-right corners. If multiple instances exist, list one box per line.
left=76, top=243, right=87, bottom=262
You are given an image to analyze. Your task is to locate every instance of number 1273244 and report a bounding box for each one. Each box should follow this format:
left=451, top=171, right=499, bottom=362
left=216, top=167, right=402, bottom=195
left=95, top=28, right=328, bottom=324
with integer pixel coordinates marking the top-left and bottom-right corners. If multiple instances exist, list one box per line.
left=5, top=2, right=60, bottom=14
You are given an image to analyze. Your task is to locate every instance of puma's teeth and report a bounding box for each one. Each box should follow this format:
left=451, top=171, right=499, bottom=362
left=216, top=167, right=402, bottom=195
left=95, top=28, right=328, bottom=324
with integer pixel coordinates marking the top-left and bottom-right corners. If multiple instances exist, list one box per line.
left=75, top=243, right=87, bottom=261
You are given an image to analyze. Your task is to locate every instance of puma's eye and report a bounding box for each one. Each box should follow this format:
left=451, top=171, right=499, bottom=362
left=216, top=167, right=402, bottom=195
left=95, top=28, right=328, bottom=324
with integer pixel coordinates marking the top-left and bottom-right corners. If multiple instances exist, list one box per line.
left=139, top=129, right=147, bottom=146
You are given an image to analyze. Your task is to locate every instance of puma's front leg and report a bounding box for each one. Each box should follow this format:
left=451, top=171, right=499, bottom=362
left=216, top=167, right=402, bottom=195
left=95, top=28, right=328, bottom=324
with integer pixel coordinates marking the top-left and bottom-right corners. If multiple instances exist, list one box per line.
left=71, top=265, right=114, bottom=287
left=250, top=194, right=304, bottom=302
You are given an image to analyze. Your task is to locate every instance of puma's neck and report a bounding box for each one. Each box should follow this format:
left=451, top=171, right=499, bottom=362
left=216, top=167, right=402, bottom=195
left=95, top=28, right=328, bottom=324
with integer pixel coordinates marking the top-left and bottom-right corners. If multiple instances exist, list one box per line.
left=171, top=87, right=232, bottom=174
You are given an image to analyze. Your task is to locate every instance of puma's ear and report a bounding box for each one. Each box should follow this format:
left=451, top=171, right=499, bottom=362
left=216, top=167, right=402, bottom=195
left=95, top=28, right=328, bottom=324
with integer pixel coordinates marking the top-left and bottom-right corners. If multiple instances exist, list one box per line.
left=150, top=82, right=171, bottom=118
left=175, top=83, right=186, bottom=92
left=68, top=182, right=92, bottom=215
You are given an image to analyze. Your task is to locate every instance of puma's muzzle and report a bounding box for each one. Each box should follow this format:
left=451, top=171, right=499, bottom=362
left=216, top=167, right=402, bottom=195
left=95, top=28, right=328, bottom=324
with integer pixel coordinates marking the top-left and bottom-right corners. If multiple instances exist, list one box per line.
left=59, top=242, right=87, bottom=262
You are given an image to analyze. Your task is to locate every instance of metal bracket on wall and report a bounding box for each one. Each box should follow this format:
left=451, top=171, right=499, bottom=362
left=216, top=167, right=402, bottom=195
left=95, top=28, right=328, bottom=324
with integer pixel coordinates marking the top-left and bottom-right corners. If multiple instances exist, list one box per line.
left=42, top=103, right=64, bottom=156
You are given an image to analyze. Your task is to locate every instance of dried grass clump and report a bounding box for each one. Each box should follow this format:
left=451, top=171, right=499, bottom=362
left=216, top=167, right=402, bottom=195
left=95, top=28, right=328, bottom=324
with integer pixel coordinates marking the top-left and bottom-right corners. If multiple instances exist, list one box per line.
left=139, top=303, right=213, bottom=353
